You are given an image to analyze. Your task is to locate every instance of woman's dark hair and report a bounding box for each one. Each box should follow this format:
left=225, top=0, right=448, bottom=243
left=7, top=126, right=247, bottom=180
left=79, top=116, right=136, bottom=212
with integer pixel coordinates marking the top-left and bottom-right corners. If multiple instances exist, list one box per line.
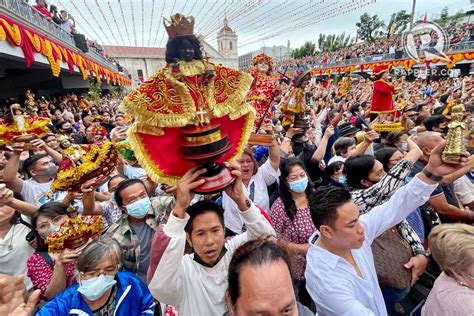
left=114, top=178, right=147, bottom=207
left=184, top=200, right=224, bottom=234
left=374, top=147, right=398, bottom=172
left=165, top=35, right=203, bottom=64
left=31, top=202, right=69, bottom=252
left=107, top=174, right=128, bottom=190
left=326, top=161, right=344, bottom=177
left=227, top=236, right=295, bottom=306
left=343, top=155, right=376, bottom=190
left=385, top=131, right=404, bottom=147
left=278, top=158, right=313, bottom=221
left=309, top=186, right=352, bottom=229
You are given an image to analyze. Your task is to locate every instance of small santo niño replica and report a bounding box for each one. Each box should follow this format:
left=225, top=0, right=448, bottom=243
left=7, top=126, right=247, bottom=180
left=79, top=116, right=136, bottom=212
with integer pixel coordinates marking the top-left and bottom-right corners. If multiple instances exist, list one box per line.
left=442, top=101, right=468, bottom=164
left=0, top=103, right=50, bottom=145
left=247, top=53, right=280, bottom=145
left=121, top=13, right=255, bottom=193
left=279, top=69, right=312, bottom=142
left=247, top=53, right=279, bottom=127
left=369, top=64, right=404, bottom=132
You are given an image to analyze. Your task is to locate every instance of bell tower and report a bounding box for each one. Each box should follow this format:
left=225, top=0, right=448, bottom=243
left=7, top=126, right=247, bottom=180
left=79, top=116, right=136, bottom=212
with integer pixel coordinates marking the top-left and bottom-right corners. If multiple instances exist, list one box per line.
left=216, top=18, right=237, bottom=59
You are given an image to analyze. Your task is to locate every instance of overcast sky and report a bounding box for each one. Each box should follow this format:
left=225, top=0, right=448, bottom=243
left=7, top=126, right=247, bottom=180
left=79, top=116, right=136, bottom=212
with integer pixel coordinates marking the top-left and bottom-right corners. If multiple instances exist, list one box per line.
left=54, top=0, right=472, bottom=54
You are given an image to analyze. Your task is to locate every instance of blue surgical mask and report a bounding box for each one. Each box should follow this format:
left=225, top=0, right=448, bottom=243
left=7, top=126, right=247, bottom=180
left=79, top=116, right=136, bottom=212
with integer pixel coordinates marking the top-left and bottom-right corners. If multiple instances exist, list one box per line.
left=78, top=274, right=116, bottom=301
left=288, top=177, right=308, bottom=193
left=401, top=142, right=408, bottom=152
left=125, top=197, right=151, bottom=219
left=338, top=175, right=347, bottom=184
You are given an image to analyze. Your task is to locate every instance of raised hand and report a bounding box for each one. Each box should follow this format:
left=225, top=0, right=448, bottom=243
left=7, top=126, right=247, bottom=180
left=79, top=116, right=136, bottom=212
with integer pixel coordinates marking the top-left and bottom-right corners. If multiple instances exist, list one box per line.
left=426, top=140, right=470, bottom=177
left=0, top=274, right=40, bottom=316
left=173, top=167, right=207, bottom=218
left=223, top=161, right=249, bottom=211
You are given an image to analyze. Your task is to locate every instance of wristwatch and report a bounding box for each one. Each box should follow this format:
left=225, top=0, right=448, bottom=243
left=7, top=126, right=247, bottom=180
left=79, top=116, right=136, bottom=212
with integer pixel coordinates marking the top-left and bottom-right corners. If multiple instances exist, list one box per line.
left=422, top=167, right=443, bottom=182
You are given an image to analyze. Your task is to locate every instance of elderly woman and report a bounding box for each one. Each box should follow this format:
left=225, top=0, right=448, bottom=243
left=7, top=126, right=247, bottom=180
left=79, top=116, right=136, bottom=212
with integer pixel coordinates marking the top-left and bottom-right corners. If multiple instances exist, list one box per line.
left=422, top=224, right=474, bottom=315
left=37, top=236, right=155, bottom=315
left=222, top=141, right=280, bottom=235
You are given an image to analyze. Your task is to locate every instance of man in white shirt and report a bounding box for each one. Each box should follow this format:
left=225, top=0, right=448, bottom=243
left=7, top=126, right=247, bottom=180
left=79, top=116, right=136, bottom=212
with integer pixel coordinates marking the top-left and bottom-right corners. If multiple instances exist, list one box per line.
left=3, top=142, right=64, bottom=207
left=147, top=163, right=275, bottom=315
left=305, top=141, right=469, bottom=315
left=60, top=10, right=74, bottom=33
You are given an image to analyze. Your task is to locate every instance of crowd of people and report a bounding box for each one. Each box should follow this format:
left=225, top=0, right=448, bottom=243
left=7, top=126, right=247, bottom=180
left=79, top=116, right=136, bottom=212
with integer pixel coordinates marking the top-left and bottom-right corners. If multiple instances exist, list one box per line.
left=0, top=61, right=472, bottom=315
left=274, top=21, right=474, bottom=72
left=29, top=0, right=122, bottom=69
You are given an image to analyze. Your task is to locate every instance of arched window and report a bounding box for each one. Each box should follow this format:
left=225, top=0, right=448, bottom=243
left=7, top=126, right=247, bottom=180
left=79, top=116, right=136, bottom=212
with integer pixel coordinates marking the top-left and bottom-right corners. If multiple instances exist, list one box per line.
left=221, top=42, right=223, bottom=51
left=230, top=41, right=233, bottom=50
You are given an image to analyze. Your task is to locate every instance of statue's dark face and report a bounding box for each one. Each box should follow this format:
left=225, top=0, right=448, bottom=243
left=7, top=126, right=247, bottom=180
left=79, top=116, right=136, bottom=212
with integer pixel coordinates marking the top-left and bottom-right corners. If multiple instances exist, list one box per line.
left=178, top=39, right=195, bottom=62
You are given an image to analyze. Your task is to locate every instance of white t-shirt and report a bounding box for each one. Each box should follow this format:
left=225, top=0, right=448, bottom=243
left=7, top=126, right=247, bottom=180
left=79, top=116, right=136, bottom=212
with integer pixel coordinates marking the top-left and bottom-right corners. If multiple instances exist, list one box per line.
left=0, top=224, right=34, bottom=290
left=20, top=179, right=66, bottom=207
left=124, top=164, right=147, bottom=180
left=222, top=159, right=280, bottom=233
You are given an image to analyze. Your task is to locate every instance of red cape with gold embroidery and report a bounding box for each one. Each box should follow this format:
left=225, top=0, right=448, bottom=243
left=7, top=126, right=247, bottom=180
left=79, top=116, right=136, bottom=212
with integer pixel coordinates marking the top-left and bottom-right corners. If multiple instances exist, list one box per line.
left=121, top=60, right=255, bottom=185
left=370, top=79, right=397, bottom=114
left=248, top=71, right=278, bottom=127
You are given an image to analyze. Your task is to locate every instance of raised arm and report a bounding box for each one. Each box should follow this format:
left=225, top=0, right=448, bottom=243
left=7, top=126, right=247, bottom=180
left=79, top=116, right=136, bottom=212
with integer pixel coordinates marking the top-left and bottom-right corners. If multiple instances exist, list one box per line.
left=30, top=139, right=62, bottom=164
left=3, top=142, right=25, bottom=193
left=311, top=125, right=334, bottom=163
left=147, top=167, right=206, bottom=306
left=363, top=141, right=470, bottom=242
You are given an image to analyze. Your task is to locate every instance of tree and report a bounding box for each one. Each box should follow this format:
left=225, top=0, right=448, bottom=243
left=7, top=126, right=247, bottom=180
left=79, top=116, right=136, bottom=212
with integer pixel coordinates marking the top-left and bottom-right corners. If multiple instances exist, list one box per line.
left=318, top=32, right=354, bottom=52
left=88, top=78, right=102, bottom=105
left=386, top=10, right=411, bottom=38
left=291, top=41, right=316, bottom=59
left=355, top=13, right=385, bottom=43
left=436, top=7, right=449, bottom=27
left=448, top=10, right=465, bottom=27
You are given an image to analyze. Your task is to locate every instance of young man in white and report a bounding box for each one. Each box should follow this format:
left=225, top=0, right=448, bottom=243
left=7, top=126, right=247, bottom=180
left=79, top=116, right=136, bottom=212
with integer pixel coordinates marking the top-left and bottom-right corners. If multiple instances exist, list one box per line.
left=305, top=141, right=469, bottom=315
left=147, top=162, right=275, bottom=315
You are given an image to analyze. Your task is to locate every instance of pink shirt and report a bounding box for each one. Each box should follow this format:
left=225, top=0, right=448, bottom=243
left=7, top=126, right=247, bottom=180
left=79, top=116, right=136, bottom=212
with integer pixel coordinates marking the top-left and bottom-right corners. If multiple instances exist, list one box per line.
left=27, top=252, right=76, bottom=300
left=270, top=197, right=315, bottom=279
left=422, top=272, right=474, bottom=315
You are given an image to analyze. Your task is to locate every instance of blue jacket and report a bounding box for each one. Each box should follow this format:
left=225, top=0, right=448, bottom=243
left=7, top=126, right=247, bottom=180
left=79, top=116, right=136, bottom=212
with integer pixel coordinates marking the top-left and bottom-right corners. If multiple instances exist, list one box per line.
left=36, top=271, right=155, bottom=315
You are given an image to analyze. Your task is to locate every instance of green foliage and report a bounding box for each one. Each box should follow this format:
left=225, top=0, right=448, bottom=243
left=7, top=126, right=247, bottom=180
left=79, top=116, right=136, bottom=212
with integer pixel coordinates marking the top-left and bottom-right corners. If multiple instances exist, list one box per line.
left=435, top=7, right=465, bottom=27
left=291, top=41, right=316, bottom=59
left=356, top=13, right=386, bottom=43
left=88, top=79, right=102, bottom=105
left=318, top=32, right=354, bottom=52
left=436, top=7, right=449, bottom=27
left=386, top=10, right=411, bottom=37
left=448, top=10, right=465, bottom=27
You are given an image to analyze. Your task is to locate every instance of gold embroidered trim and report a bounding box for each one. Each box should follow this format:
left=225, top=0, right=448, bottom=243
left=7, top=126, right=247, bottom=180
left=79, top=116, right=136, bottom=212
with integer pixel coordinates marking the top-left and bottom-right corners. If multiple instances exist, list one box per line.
left=127, top=124, right=181, bottom=186
left=372, top=122, right=404, bottom=132
left=185, top=130, right=220, bottom=143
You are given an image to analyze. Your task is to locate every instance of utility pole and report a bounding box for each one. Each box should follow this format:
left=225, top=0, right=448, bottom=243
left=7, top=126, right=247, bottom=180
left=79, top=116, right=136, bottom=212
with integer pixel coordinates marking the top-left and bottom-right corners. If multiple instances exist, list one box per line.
left=410, top=0, right=417, bottom=30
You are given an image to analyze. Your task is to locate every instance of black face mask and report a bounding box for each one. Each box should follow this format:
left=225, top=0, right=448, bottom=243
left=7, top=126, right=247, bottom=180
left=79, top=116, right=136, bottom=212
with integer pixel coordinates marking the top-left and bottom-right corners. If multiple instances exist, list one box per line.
left=62, top=127, right=73, bottom=134
left=441, top=127, right=449, bottom=135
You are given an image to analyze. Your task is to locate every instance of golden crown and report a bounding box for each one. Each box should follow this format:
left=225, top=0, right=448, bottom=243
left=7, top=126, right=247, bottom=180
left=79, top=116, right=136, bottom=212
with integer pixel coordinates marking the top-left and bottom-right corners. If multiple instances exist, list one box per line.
left=164, top=13, right=195, bottom=38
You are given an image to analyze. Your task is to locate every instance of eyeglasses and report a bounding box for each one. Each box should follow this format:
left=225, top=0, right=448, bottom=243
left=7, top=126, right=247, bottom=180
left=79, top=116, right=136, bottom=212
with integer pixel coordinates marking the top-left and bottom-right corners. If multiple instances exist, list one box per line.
left=36, top=215, right=67, bottom=232
left=81, top=265, right=119, bottom=279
